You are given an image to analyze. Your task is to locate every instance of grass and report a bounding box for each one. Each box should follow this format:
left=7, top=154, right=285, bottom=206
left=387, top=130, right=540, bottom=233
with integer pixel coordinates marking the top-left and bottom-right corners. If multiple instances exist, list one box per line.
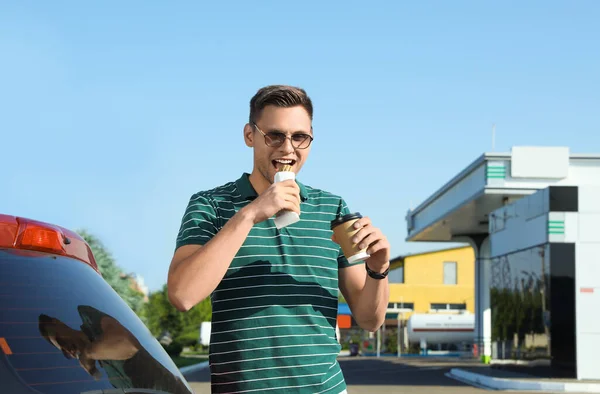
left=182, top=350, right=209, bottom=356
left=171, top=355, right=209, bottom=368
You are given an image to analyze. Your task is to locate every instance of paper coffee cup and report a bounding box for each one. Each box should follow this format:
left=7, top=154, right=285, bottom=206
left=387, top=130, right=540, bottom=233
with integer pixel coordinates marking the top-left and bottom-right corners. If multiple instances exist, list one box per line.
left=330, top=212, right=370, bottom=264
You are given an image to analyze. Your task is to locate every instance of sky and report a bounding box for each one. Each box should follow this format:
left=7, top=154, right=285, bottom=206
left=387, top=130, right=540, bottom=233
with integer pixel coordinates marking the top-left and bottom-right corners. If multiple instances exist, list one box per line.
left=1, top=1, right=599, bottom=292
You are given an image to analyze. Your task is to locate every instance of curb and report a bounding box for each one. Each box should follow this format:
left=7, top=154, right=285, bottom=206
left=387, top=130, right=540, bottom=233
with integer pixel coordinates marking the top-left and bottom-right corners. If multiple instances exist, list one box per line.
left=444, top=371, right=493, bottom=391
left=180, top=361, right=209, bottom=375
left=448, top=368, right=600, bottom=392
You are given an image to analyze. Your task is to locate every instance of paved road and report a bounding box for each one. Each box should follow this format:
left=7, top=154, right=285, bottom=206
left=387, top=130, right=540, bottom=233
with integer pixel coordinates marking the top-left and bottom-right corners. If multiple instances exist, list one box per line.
left=183, top=356, right=532, bottom=393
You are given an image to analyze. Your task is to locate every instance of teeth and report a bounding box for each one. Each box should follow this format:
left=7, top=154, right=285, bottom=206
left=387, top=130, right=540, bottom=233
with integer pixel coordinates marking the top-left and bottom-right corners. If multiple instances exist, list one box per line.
left=275, top=159, right=293, bottom=163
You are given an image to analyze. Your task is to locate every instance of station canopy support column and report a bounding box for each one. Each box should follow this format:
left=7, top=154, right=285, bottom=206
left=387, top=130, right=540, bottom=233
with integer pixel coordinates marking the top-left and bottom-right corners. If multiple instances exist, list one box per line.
left=453, top=235, right=491, bottom=362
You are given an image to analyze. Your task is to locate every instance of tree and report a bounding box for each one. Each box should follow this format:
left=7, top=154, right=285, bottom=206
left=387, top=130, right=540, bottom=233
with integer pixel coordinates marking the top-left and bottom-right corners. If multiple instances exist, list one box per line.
left=144, top=284, right=182, bottom=338
left=77, top=229, right=145, bottom=315
left=143, top=284, right=212, bottom=350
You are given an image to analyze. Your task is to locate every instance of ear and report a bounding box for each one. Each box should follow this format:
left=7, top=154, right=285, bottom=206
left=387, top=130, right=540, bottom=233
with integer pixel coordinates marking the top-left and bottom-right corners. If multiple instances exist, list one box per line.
left=243, top=123, right=254, bottom=148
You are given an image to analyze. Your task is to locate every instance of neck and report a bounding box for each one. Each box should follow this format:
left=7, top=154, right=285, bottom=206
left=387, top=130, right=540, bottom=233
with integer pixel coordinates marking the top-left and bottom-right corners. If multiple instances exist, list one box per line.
left=248, top=169, right=271, bottom=196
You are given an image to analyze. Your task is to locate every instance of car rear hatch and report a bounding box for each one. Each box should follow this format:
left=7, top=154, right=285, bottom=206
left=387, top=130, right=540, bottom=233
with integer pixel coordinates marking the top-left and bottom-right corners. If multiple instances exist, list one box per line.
left=0, top=214, right=193, bottom=394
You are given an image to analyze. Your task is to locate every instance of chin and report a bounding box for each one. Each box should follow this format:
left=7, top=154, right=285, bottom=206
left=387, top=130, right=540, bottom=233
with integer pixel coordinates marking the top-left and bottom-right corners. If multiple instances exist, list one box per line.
left=258, top=168, right=276, bottom=184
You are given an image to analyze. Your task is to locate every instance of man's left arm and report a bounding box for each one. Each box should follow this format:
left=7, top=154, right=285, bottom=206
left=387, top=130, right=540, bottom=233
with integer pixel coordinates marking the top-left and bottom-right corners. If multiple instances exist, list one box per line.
left=337, top=216, right=390, bottom=332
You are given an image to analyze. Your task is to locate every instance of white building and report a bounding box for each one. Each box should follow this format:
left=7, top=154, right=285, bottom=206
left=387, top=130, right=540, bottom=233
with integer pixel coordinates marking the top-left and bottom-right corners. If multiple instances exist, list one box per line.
left=405, top=146, right=600, bottom=380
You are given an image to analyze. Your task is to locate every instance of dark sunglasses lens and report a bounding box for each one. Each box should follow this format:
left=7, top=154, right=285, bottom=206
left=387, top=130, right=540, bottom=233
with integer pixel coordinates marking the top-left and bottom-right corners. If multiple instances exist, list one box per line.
left=293, top=135, right=311, bottom=148
left=266, top=132, right=285, bottom=147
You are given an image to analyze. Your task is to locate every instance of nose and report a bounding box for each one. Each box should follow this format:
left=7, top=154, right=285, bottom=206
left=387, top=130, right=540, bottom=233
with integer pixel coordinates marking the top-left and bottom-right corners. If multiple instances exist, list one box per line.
left=278, top=136, right=295, bottom=153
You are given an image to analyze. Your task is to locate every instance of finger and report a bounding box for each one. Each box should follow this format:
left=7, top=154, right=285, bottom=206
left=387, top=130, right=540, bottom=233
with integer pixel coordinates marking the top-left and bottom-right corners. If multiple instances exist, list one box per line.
left=357, top=231, right=382, bottom=250
left=283, top=192, right=301, bottom=207
left=281, top=198, right=299, bottom=214
left=281, top=179, right=300, bottom=190
left=290, top=189, right=301, bottom=203
left=279, top=182, right=300, bottom=197
left=352, top=216, right=372, bottom=230
left=275, top=180, right=298, bottom=194
left=351, top=225, right=376, bottom=245
left=366, top=238, right=389, bottom=256
left=283, top=200, right=301, bottom=215
left=289, top=185, right=301, bottom=201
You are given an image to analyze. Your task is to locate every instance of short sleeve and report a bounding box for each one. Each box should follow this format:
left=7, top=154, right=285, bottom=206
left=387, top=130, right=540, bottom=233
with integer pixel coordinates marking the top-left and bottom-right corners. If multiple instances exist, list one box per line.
left=175, top=193, right=219, bottom=250
left=336, top=198, right=363, bottom=269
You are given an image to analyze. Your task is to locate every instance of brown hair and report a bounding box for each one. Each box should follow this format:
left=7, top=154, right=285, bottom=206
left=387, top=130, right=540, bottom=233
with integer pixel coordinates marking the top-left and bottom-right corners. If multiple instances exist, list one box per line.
left=249, top=85, right=313, bottom=124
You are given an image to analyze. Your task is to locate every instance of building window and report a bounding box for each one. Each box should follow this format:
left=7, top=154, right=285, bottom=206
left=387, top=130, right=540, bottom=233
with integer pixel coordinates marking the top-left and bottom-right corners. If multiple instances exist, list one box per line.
left=443, top=261, right=457, bottom=284
left=388, top=264, right=404, bottom=283
left=387, top=302, right=414, bottom=310
left=430, top=303, right=466, bottom=311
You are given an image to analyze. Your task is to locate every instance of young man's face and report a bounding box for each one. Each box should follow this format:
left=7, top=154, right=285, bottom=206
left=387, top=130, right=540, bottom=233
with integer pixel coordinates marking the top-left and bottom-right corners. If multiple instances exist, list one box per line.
left=244, top=105, right=313, bottom=185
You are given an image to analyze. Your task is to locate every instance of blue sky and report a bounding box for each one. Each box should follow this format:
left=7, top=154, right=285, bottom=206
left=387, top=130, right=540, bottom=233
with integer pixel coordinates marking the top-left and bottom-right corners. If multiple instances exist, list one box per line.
left=1, top=1, right=599, bottom=292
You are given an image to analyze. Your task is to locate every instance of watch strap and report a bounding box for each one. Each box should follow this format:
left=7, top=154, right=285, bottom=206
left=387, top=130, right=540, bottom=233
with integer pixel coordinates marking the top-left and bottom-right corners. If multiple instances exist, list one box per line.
left=366, top=263, right=390, bottom=280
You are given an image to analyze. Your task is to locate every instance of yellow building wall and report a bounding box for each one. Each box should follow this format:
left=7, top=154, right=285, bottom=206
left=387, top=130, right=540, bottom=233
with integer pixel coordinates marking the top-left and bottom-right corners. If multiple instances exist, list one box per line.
left=389, top=246, right=475, bottom=319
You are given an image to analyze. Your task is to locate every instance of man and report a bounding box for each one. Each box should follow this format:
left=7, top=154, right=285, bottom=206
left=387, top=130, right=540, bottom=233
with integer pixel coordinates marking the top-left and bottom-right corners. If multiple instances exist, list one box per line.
left=168, top=85, right=390, bottom=393
left=38, top=306, right=192, bottom=394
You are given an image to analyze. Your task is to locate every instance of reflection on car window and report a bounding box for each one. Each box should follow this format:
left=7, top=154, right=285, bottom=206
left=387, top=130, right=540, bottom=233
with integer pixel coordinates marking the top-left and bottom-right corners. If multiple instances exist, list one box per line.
left=0, top=249, right=192, bottom=394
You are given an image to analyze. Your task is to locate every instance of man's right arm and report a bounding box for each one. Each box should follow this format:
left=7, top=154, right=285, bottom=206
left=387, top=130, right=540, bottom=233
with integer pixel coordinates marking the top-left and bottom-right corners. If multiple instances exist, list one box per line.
left=167, top=180, right=301, bottom=312
left=167, top=206, right=255, bottom=311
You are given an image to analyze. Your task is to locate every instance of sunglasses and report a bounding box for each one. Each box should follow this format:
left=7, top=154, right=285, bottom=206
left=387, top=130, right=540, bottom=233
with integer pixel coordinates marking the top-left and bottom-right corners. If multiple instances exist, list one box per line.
left=253, top=123, right=313, bottom=149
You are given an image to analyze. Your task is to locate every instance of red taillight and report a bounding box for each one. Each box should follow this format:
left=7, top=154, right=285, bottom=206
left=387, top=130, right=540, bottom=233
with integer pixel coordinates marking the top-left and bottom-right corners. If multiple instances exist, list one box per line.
left=19, top=224, right=64, bottom=253
left=0, top=214, right=99, bottom=273
left=0, top=215, right=18, bottom=248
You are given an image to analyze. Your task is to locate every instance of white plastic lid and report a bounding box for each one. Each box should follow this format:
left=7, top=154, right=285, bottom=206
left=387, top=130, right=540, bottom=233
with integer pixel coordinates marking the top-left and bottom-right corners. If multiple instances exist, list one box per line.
left=347, top=250, right=370, bottom=264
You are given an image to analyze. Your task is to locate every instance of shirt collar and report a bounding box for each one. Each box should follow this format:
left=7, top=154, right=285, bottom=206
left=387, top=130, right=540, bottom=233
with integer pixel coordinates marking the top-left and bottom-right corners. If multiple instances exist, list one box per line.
left=235, top=173, right=308, bottom=201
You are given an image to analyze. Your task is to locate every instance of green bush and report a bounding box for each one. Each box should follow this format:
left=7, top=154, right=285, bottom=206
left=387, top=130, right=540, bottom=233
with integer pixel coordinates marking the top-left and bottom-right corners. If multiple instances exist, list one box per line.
left=163, top=341, right=184, bottom=356
left=408, top=343, right=420, bottom=354
left=339, top=329, right=363, bottom=350
left=192, top=344, right=209, bottom=354
left=175, top=330, right=199, bottom=348
left=385, top=329, right=398, bottom=354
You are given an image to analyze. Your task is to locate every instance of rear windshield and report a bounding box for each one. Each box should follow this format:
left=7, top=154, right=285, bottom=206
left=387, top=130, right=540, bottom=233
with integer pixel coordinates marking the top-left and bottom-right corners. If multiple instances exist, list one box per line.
left=0, top=248, right=193, bottom=394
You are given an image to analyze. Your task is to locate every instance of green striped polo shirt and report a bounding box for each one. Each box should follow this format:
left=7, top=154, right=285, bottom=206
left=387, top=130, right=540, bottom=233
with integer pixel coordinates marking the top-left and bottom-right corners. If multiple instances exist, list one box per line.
left=175, top=173, right=358, bottom=394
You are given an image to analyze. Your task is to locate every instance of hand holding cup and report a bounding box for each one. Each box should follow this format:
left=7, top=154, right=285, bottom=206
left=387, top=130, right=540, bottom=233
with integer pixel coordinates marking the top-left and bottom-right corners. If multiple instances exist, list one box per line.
left=331, top=213, right=390, bottom=271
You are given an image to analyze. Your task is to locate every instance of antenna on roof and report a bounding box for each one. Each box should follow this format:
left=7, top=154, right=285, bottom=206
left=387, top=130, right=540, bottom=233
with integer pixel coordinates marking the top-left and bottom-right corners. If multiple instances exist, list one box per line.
left=491, top=122, right=496, bottom=152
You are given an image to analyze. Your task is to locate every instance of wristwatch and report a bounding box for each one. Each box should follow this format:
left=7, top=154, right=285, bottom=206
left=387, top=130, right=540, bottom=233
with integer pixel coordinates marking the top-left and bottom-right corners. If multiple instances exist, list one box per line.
left=366, top=263, right=390, bottom=280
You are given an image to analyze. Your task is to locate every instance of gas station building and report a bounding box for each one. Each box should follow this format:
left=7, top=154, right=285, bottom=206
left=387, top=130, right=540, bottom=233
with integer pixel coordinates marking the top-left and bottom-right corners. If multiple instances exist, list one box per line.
left=405, top=146, right=600, bottom=380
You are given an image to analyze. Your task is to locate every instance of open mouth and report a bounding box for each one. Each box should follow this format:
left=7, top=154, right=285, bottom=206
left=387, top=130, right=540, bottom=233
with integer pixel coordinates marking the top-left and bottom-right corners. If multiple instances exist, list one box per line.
left=272, top=159, right=296, bottom=171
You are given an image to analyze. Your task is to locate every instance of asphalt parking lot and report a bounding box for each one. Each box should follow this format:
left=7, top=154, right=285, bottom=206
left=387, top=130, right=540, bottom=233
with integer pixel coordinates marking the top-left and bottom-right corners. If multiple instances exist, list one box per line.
left=183, top=356, right=530, bottom=393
